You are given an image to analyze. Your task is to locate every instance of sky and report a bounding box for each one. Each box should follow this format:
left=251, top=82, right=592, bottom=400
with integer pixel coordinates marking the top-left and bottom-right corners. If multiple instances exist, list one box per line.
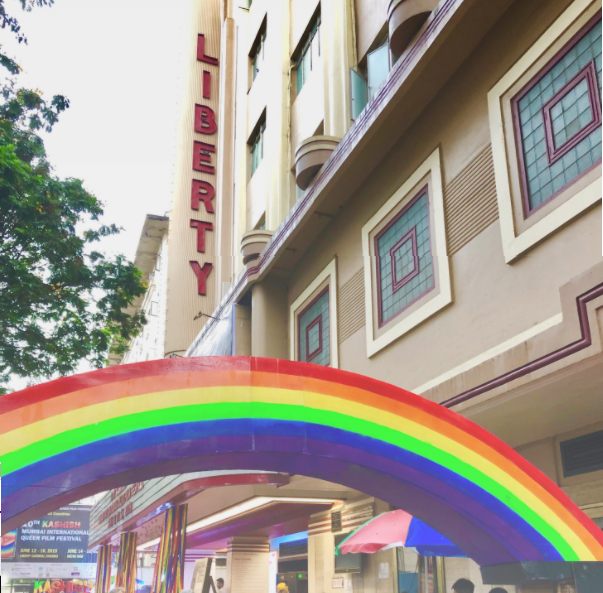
left=3, top=0, right=194, bottom=259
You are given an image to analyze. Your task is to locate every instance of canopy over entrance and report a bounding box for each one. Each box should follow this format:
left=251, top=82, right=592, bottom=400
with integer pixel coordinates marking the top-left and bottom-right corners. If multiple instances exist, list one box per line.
left=1, top=357, right=602, bottom=566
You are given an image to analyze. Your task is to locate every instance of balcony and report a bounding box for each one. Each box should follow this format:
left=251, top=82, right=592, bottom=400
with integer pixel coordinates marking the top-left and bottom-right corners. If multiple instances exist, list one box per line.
left=241, top=229, right=273, bottom=269
left=388, top=0, right=438, bottom=61
left=294, top=135, right=339, bottom=190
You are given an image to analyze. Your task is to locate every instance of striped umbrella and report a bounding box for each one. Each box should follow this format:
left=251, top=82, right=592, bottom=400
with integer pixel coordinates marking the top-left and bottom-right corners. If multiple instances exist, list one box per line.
left=336, top=510, right=466, bottom=557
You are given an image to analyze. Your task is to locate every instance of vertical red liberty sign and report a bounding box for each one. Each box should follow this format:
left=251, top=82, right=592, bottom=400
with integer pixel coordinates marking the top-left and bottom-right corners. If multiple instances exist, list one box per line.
left=189, top=34, right=218, bottom=296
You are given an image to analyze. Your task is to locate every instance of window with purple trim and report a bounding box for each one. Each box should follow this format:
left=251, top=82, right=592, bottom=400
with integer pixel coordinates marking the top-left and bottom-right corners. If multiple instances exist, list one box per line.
left=375, top=189, right=434, bottom=326
left=513, top=20, right=602, bottom=214
left=297, top=288, right=330, bottom=365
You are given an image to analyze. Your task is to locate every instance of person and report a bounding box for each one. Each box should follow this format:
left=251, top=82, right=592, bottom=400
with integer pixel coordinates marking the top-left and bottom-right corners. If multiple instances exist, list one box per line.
left=276, top=576, right=289, bottom=593
left=452, top=579, right=474, bottom=593
left=215, top=578, right=226, bottom=592
left=489, top=588, right=508, bottom=593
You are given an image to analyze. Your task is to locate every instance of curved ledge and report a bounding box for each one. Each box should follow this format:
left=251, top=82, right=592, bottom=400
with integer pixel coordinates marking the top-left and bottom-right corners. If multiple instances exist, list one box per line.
left=240, top=228, right=273, bottom=268
left=294, top=135, right=340, bottom=190
left=388, top=0, right=438, bottom=61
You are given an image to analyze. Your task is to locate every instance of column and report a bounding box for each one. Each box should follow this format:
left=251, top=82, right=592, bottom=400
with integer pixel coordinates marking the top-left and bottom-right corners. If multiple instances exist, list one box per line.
left=322, top=0, right=355, bottom=138
left=94, top=544, right=113, bottom=593
left=115, top=532, right=137, bottom=593
left=151, top=504, right=188, bottom=593
left=308, top=511, right=336, bottom=593
left=226, top=536, right=270, bottom=593
left=250, top=278, right=289, bottom=358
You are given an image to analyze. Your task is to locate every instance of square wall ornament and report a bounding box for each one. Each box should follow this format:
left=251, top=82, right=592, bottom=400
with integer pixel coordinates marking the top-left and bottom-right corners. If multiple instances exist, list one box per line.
left=362, top=147, right=451, bottom=357
left=488, top=0, right=601, bottom=263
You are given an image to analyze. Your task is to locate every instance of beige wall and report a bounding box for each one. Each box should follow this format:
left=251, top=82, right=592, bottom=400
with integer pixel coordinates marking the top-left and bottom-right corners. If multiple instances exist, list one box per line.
left=287, top=0, right=601, bottom=394
left=354, top=0, right=388, bottom=61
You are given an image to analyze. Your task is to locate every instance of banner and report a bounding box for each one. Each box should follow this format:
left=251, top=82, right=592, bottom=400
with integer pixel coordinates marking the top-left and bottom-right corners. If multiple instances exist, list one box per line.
left=7, top=506, right=96, bottom=563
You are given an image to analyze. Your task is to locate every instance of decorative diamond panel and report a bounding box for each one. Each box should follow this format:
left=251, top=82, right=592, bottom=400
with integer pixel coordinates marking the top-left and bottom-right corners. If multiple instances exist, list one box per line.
left=375, top=190, right=434, bottom=326
left=514, top=20, right=602, bottom=213
left=297, top=289, right=330, bottom=365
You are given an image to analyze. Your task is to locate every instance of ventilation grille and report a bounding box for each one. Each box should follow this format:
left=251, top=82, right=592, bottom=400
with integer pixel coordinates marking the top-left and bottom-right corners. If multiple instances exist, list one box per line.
left=560, top=430, right=603, bottom=477
left=338, top=269, right=365, bottom=343
left=331, top=510, right=342, bottom=532
left=445, top=143, right=499, bottom=255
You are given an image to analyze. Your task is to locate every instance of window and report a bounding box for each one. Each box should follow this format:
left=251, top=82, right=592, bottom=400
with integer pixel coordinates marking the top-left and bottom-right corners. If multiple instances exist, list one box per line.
left=512, top=20, right=601, bottom=215
left=250, top=21, right=266, bottom=82
left=375, top=189, right=434, bottom=326
left=367, top=42, right=390, bottom=100
left=290, top=259, right=338, bottom=367
left=293, top=11, right=321, bottom=95
left=560, top=429, right=603, bottom=477
left=249, top=116, right=265, bottom=176
left=362, top=148, right=450, bottom=356
left=297, top=289, right=330, bottom=364
left=488, top=1, right=601, bottom=262
left=350, top=42, right=391, bottom=119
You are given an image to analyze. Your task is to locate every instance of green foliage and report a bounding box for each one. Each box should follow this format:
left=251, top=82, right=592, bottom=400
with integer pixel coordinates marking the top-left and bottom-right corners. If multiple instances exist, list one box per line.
left=0, top=0, right=147, bottom=390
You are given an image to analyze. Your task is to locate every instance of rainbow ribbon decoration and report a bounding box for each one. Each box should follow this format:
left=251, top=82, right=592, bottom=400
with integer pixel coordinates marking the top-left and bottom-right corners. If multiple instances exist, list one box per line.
left=95, top=544, right=113, bottom=593
left=152, top=505, right=188, bottom=593
left=116, top=532, right=137, bottom=593
left=1, top=357, right=603, bottom=565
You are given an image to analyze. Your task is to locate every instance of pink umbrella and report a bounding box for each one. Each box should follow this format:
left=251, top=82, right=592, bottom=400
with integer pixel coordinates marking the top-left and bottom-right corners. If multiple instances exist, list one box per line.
left=336, top=509, right=465, bottom=556
left=337, top=509, right=413, bottom=554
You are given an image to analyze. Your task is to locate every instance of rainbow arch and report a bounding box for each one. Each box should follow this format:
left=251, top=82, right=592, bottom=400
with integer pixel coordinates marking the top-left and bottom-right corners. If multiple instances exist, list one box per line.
left=1, top=357, right=602, bottom=566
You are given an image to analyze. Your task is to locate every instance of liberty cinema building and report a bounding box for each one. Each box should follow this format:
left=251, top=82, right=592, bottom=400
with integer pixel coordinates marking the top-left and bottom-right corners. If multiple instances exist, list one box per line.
left=22, top=0, right=603, bottom=592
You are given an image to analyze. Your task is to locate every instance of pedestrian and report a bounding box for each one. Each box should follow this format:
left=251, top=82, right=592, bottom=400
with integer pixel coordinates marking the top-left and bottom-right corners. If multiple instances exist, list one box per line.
left=215, top=578, right=227, bottom=592
left=489, top=588, right=508, bottom=593
left=452, top=579, right=474, bottom=593
left=276, top=576, right=289, bottom=593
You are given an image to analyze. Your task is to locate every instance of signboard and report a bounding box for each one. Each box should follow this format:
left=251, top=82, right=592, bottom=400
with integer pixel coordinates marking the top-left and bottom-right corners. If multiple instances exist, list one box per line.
left=2, top=506, right=96, bottom=581
left=188, top=33, right=219, bottom=298
left=9, top=506, right=94, bottom=563
left=89, top=471, right=285, bottom=547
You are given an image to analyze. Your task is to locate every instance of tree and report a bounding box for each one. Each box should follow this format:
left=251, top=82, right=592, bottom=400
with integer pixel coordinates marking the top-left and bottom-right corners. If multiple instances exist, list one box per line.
left=0, top=0, right=146, bottom=390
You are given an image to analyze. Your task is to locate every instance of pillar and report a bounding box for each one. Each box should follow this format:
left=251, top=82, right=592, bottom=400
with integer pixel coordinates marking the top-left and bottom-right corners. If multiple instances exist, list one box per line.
left=308, top=511, right=336, bottom=593
left=226, top=536, right=270, bottom=593
left=94, top=544, right=113, bottom=593
left=250, top=278, right=289, bottom=358
left=115, top=532, right=137, bottom=593
left=151, top=504, right=188, bottom=593
left=322, top=0, right=355, bottom=138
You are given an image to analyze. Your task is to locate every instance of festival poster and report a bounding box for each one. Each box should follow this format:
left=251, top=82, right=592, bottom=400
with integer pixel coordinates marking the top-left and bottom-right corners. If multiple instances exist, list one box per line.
left=6, top=506, right=96, bottom=564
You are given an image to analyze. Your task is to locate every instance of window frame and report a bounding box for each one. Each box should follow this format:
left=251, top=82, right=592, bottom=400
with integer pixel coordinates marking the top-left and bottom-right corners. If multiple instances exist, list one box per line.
left=289, top=259, right=338, bottom=367
left=488, top=0, right=601, bottom=263
left=362, top=147, right=450, bottom=357
left=292, top=10, right=321, bottom=96
left=554, top=422, right=603, bottom=488
left=249, top=18, right=267, bottom=84
left=248, top=114, right=266, bottom=177
left=374, top=187, right=434, bottom=328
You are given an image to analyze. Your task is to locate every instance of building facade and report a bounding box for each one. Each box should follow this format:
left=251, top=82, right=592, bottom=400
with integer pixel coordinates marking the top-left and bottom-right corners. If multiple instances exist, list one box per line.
left=110, top=215, right=169, bottom=365
left=103, top=0, right=603, bottom=591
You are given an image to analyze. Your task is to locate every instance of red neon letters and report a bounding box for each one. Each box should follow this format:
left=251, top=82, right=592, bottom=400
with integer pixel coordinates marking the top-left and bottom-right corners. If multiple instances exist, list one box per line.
left=190, top=34, right=218, bottom=296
